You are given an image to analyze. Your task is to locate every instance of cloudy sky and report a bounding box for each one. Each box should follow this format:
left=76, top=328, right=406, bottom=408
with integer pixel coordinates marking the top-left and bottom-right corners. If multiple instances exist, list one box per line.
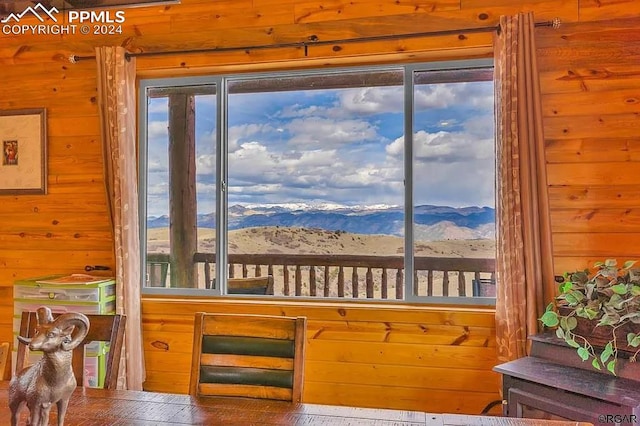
left=145, top=74, right=495, bottom=217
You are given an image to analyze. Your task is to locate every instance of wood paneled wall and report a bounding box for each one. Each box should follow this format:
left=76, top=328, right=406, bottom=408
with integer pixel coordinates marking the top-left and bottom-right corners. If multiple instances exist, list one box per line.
left=142, top=297, right=498, bottom=413
left=537, top=16, right=640, bottom=273
left=0, top=0, right=639, bottom=414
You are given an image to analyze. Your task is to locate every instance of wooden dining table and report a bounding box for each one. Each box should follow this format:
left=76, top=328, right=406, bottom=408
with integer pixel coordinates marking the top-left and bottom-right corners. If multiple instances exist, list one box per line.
left=0, top=382, right=592, bottom=425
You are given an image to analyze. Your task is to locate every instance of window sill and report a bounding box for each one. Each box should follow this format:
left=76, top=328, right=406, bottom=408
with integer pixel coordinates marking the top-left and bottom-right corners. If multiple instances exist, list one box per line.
left=141, top=292, right=496, bottom=313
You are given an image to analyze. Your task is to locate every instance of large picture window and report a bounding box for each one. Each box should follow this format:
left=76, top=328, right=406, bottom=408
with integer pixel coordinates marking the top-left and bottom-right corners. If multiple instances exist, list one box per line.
left=139, top=60, right=495, bottom=303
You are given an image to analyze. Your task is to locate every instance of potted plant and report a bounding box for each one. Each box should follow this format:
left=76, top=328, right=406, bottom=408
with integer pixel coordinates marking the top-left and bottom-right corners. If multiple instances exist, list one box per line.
left=539, top=259, right=640, bottom=375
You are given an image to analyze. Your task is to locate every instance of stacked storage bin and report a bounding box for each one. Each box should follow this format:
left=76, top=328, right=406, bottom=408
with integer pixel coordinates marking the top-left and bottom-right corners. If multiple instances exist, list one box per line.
left=13, top=274, right=116, bottom=388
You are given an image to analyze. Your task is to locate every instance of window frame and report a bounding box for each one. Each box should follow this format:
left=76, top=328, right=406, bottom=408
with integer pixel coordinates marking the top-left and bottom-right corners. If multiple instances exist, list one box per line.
left=138, top=59, right=496, bottom=305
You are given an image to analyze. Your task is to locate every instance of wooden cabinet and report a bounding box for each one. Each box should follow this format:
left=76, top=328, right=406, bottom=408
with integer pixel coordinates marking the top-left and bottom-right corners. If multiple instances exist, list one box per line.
left=494, top=334, right=640, bottom=426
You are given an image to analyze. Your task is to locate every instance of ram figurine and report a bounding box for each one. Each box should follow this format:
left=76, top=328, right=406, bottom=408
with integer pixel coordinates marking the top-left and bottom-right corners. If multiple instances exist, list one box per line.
left=8, top=306, right=90, bottom=426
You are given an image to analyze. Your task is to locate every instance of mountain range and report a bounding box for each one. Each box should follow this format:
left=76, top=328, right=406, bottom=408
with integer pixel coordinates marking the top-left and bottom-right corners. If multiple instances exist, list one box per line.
left=147, top=204, right=495, bottom=240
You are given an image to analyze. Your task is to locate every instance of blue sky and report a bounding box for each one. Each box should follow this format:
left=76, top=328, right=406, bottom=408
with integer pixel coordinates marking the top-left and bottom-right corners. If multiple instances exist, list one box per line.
left=145, top=77, right=495, bottom=217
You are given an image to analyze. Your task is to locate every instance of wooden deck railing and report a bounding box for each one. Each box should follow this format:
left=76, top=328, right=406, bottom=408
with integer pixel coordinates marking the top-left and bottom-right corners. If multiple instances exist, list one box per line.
left=146, top=253, right=495, bottom=299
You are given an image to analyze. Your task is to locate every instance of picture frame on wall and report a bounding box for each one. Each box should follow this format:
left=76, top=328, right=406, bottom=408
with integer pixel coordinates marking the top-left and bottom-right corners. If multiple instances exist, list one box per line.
left=0, top=108, right=47, bottom=195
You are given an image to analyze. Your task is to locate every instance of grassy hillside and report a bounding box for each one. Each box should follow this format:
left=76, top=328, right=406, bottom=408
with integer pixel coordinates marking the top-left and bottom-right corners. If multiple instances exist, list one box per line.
left=146, top=226, right=495, bottom=298
left=148, top=226, right=495, bottom=258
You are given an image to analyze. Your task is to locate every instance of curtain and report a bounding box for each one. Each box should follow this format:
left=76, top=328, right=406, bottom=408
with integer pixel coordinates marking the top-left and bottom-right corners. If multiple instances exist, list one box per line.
left=95, top=46, right=145, bottom=390
left=494, top=13, right=555, bottom=363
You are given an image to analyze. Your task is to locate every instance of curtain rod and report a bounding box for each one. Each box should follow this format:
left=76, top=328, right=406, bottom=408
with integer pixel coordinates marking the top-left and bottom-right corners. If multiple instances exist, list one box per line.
left=68, top=18, right=561, bottom=63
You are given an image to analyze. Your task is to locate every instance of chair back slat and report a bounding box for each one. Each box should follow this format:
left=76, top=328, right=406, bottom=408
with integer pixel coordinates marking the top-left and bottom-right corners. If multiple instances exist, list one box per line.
left=200, top=365, right=293, bottom=388
left=190, top=312, right=306, bottom=402
left=201, top=354, right=293, bottom=370
left=202, top=315, right=297, bottom=339
left=227, top=276, right=274, bottom=295
left=202, top=336, right=295, bottom=358
left=0, top=342, right=10, bottom=381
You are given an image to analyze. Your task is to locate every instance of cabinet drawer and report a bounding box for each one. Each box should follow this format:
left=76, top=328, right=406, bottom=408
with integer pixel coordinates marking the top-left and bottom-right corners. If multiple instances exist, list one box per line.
left=14, top=284, right=115, bottom=302
left=14, top=300, right=116, bottom=316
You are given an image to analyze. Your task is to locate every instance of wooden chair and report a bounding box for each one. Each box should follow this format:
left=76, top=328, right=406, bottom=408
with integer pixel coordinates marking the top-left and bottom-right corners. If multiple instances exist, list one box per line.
left=0, top=342, right=10, bottom=380
left=228, top=276, right=274, bottom=295
left=189, top=312, right=306, bottom=402
left=15, top=312, right=126, bottom=390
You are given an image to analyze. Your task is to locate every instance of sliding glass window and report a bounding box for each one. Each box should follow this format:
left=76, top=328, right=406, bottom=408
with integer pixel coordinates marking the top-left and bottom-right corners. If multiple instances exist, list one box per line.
left=139, top=60, right=495, bottom=303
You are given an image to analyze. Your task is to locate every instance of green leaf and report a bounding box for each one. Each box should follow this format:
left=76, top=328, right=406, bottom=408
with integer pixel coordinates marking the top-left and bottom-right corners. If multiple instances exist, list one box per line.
left=584, top=308, right=599, bottom=320
left=560, top=282, right=573, bottom=293
left=620, top=312, right=640, bottom=322
left=611, top=283, right=628, bottom=295
left=607, top=360, right=617, bottom=375
left=592, top=358, right=601, bottom=370
left=594, top=262, right=604, bottom=268
left=565, top=293, right=578, bottom=305
left=598, top=315, right=613, bottom=327
left=605, top=259, right=617, bottom=267
left=600, top=342, right=613, bottom=364
left=571, top=291, right=585, bottom=302
left=540, top=311, right=559, bottom=327
left=546, top=302, right=555, bottom=312
left=566, top=317, right=578, bottom=330
left=623, top=260, right=637, bottom=269
left=556, top=328, right=565, bottom=339
left=631, top=286, right=640, bottom=296
left=565, top=337, right=580, bottom=349
left=577, top=347, right=590, bottom=361
left=628, top=333, right=640, bottom=348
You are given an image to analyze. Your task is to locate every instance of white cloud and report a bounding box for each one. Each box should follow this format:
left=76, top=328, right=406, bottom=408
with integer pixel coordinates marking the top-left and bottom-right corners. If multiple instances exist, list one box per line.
left=286, top=117, right=380, bottom=148
left=275, top=82, right=491, bottom=119
left=385, top=124, right=495, bottom=207
left=413, top=160, right=495, bottom=208
left=148, top=121, right=168, bottom=139
left=228, top=123, right=276, bottom=153
left=337, top=87, right=404, bottom=115
left=196, top=154, right=216, bottom=175
left=414, top=82, right=493, bottom=111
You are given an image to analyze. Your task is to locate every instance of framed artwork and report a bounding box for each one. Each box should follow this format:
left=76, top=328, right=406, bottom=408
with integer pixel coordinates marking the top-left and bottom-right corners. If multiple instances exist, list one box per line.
left=0, top=108, right=47, bottom=195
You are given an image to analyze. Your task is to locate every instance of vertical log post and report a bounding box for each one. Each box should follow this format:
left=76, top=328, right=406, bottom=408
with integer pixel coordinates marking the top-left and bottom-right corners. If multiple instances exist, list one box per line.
left=309, top=266, right=316, bottom=296
left=458, top=271, right=466, bottom=297
left=381, top=268, right=388, bottom=299
left=168, top=93, right=197, bottom=288
left=283, top=265, right=290, bottom=296
left=366, top=267, right=373, bottom=298
left=324, top=266, right=330, bottom=297
left=338, top=266, right=345, bottom=298
left=395, top=269, right=403, bottom=300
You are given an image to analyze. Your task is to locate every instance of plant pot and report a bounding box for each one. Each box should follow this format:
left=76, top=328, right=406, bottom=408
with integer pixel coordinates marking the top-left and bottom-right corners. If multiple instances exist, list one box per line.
left=559, top=307, right=640, bottom=356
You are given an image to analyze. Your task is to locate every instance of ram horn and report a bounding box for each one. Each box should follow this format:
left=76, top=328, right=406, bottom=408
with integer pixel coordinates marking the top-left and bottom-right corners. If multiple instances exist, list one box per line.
left=36, top=306, right=54, bottom=325
left=53, top=312, right=90, bottom=351
left=17, top=307, right=55, bottom=345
